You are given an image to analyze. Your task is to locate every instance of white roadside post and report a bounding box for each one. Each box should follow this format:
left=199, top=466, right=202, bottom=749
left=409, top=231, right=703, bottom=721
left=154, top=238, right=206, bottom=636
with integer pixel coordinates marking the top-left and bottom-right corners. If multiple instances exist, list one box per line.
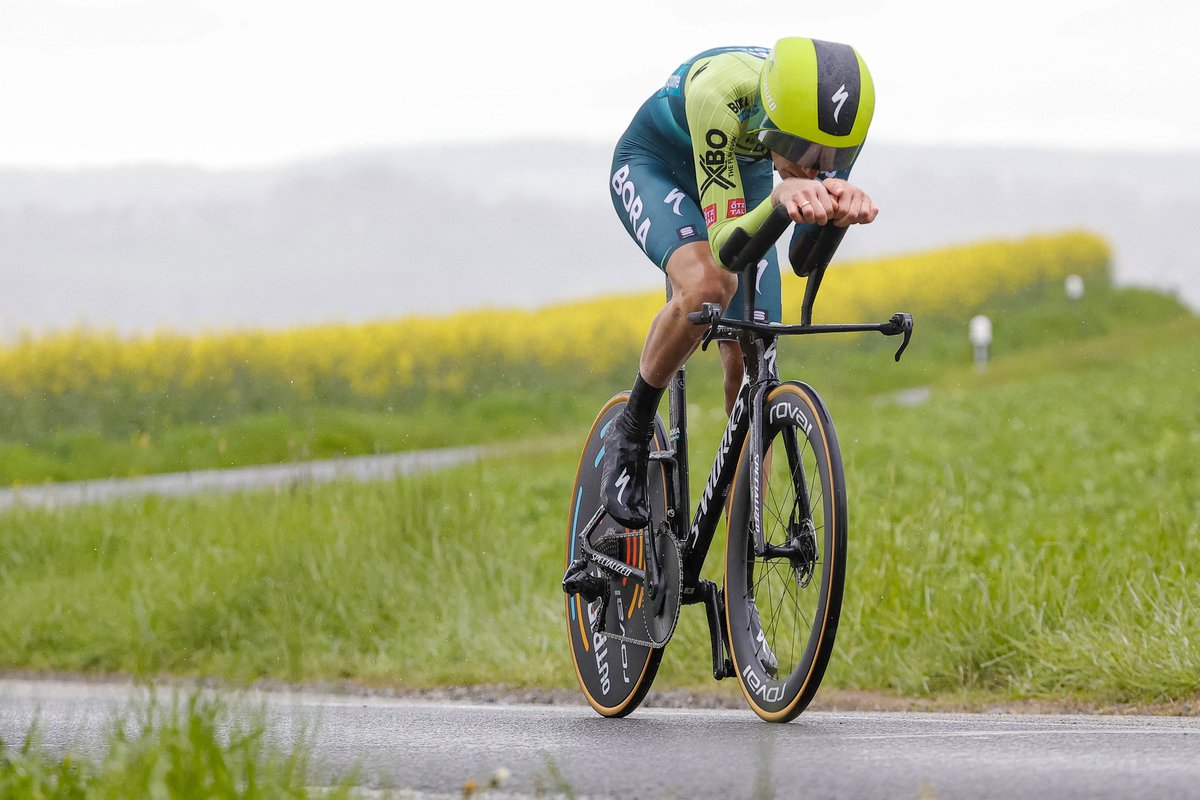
left=1066, top=274, right=1085, bottom=301
left=969, top=314, right=993, bottom=372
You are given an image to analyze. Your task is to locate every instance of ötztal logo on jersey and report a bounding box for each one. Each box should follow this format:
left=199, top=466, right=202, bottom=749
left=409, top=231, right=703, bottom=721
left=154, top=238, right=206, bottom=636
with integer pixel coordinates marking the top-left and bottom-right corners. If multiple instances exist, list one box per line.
left=727, top=198, right=746, bottom=217
left=703, top=204, right=717, bottom=228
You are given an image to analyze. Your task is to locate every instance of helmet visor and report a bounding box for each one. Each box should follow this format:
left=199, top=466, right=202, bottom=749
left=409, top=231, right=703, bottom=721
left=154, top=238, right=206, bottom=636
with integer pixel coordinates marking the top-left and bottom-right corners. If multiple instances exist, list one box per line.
left=758, top=130, right=861, bottom=173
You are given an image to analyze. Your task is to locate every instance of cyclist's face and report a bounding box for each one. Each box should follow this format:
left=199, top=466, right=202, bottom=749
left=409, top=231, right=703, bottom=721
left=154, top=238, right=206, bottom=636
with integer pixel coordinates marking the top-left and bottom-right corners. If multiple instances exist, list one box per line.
left=771, top=151, right=820, bottom=180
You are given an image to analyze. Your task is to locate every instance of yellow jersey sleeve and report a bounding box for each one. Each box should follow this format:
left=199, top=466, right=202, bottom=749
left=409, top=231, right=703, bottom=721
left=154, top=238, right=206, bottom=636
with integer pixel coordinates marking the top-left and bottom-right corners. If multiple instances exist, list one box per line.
left=683, top=52, right=775, bottom=268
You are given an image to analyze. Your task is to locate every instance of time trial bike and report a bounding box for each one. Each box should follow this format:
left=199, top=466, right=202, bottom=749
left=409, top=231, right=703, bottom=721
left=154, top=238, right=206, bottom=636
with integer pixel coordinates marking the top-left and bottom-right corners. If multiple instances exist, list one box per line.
left=562, top=206, right=913, bottom=722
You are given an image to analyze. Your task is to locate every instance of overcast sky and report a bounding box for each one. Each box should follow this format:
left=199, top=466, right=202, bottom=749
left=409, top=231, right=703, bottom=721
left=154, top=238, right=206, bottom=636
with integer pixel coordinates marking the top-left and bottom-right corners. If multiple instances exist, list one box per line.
left=2, top=0, right=1197, bottom=168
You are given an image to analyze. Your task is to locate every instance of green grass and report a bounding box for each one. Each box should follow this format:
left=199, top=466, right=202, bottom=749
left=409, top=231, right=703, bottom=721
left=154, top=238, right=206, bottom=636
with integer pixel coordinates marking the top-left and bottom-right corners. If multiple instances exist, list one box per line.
left=1, top=305, right=1197, bottom=707
left=0, top=695, right=364, bottom=799
left=0, top=456, right=568, bottom=686
left=829, top=314, right=1200, bottom=702
left=0, top=389, right=597, bottom=486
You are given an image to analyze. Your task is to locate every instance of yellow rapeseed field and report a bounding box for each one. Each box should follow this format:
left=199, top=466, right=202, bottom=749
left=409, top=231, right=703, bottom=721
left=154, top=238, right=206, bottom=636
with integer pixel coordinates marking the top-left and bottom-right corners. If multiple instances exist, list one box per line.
left=0, top=231, right=1109, bottom=434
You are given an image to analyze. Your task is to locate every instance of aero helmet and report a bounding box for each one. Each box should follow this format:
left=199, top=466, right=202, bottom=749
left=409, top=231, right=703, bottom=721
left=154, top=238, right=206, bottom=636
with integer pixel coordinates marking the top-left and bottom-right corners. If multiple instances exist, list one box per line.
left=757, top=37, right=875, bottom=172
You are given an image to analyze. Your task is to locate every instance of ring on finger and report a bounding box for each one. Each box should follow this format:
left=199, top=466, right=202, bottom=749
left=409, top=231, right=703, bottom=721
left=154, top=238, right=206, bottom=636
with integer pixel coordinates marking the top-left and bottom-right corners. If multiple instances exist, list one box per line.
left=799, top=200, right=813, bottom=209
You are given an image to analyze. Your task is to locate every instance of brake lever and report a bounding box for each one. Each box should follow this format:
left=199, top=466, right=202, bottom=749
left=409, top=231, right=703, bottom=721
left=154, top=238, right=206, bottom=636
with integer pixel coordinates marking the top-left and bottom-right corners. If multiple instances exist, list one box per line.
left=687, top=302, right=724, bottom=352
left=882, top=312, right=915, bottom=362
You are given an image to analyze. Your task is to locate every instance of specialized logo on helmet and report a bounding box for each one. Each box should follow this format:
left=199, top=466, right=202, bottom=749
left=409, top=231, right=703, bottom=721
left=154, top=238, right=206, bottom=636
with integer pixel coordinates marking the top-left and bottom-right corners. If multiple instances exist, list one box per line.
left=814, top=40, right=861, bottom=137
left=763, top=81, right=777, bottom=112
left=762, top=54, right=778, bottom=111
left=831, top=84, right=850, bottom=123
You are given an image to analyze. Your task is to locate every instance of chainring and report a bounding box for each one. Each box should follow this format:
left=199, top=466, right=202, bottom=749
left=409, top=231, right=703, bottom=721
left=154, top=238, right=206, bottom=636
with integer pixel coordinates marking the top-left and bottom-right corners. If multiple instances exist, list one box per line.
left=643, top=529, right=682, bottom=647
left=581, top=526, right=682, bottom=649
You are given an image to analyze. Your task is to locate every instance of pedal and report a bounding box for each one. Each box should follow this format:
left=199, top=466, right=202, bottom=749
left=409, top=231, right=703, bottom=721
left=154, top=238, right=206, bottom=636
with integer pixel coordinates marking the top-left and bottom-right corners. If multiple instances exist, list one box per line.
left=700, top=580, right=735, bottom=680
left=561, top=559, right=608, bottom=603
left=590, top=588, right=611, bottom=636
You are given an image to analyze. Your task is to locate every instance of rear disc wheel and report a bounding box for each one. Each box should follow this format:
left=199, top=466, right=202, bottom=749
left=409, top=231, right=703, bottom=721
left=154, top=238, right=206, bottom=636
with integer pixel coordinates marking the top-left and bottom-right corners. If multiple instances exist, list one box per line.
left=564, top=393, right=670, bottom=717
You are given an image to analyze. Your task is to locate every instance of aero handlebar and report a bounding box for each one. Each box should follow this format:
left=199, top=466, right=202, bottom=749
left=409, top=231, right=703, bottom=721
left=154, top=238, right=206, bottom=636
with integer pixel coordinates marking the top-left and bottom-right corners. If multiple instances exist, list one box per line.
left=717, top=204, right=793, bottom=274
left=690, top=204, right=914, bottom=362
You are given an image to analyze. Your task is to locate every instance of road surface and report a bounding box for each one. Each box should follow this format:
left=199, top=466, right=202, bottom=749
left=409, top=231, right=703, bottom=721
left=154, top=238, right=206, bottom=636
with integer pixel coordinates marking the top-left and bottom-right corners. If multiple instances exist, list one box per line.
left=1, top=678, right=1197, bottom=799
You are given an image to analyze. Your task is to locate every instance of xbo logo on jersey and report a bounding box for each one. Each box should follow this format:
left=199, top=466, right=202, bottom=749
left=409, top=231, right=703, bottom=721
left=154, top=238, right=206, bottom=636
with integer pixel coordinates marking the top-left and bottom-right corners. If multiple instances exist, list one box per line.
left=700, top=129, right=735, bottom=194
left=611, top=164, right=651, bottom=251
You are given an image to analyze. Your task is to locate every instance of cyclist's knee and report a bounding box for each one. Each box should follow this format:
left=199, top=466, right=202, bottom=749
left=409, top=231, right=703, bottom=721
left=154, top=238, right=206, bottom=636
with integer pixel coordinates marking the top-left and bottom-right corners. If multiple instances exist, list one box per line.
left=666, top=245, right=737, bottom=311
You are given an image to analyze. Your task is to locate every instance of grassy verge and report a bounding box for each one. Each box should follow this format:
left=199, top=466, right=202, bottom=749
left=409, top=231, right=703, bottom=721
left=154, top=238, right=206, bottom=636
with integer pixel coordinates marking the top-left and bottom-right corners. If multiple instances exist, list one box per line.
left=0, top=695, right=363, bottom=799
left=2, top=312, right=1197, bottom=706
left=0, top=389, right=597, bottom=486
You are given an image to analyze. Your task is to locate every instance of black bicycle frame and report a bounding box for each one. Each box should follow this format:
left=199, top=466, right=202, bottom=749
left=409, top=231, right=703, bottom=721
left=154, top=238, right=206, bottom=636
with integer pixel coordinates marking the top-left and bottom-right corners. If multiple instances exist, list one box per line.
left=663, top=207, right=913, bottom=599
left=574, top=206, right=912, bottom=677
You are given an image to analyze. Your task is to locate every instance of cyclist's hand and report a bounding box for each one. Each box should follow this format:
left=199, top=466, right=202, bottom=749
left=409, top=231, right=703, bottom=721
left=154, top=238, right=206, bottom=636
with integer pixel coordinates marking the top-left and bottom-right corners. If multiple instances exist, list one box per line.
left=771, top=178, right=836, bottom=225
left=822, top=179, right=879, bottom=227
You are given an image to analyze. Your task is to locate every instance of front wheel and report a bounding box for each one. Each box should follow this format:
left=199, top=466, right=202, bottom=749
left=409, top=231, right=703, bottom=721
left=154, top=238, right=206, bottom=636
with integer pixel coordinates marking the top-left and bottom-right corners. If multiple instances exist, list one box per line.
left=724, top=382, right=848, bottom=722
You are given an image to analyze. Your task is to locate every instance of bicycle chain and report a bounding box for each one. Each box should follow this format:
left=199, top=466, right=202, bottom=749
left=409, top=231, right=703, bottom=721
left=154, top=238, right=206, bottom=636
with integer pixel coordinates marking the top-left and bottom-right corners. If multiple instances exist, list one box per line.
left=583, top=530, right=682, bottom=649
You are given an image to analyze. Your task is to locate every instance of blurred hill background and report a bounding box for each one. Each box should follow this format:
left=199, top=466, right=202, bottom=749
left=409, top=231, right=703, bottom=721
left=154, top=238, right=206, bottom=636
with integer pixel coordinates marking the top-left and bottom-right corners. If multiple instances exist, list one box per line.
left=2, top=140, right=1197, bottom=336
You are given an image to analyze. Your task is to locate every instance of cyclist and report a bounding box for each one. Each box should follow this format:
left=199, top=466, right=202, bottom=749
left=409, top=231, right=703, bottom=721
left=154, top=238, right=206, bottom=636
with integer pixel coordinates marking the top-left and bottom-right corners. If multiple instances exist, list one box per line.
left=602, top=37, right=879, bottom=530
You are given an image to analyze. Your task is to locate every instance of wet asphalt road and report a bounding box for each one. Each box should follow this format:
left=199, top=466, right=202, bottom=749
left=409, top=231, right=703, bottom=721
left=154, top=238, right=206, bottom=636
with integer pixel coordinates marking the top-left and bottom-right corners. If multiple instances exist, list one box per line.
left=2, top=678, right=1198, bottom=799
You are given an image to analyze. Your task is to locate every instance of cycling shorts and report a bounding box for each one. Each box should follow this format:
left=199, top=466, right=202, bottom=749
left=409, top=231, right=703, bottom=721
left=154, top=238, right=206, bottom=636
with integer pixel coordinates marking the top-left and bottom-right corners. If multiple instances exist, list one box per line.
left=608, top=99, right=782, bottom=324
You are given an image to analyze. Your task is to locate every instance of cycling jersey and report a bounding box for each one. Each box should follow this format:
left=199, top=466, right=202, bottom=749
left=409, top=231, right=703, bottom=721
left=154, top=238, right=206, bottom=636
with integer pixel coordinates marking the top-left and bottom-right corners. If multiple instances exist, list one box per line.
left=609, top=46, right=854, bottom=322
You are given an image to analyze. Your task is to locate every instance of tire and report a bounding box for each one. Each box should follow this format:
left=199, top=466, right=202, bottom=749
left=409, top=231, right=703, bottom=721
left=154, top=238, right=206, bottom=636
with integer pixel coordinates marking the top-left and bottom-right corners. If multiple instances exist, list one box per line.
left=564, top=393, right=670, bottom=717
left=724, top=381, right=847, bottom=722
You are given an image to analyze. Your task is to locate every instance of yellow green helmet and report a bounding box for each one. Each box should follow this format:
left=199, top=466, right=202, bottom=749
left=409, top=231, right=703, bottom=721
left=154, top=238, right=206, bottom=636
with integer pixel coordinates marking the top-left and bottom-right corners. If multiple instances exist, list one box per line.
left=757, top=37, right=875, bottom=172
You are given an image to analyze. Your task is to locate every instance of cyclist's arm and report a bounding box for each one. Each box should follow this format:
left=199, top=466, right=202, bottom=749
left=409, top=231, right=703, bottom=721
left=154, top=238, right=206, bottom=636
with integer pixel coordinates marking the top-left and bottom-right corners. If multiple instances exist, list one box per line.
left=683, top=57, right=774, bottom=269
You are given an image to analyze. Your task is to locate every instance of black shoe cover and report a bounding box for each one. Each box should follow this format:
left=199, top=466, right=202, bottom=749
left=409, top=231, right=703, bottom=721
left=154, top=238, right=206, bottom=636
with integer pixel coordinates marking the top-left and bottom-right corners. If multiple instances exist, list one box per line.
left=600, top=410, right=654, bottom=530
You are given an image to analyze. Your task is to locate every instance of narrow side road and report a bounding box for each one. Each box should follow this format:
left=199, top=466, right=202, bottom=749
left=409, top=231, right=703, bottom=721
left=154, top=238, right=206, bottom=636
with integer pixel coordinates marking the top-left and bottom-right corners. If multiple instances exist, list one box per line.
left=0, top=444, right=492, bottom=511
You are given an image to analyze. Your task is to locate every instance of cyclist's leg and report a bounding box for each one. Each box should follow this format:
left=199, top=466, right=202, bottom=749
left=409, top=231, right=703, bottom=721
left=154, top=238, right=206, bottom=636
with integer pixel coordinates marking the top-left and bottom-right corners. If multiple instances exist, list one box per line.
left=604, top=135, right=720, bottom=527
left=640, top=243, right=737, bottom=385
